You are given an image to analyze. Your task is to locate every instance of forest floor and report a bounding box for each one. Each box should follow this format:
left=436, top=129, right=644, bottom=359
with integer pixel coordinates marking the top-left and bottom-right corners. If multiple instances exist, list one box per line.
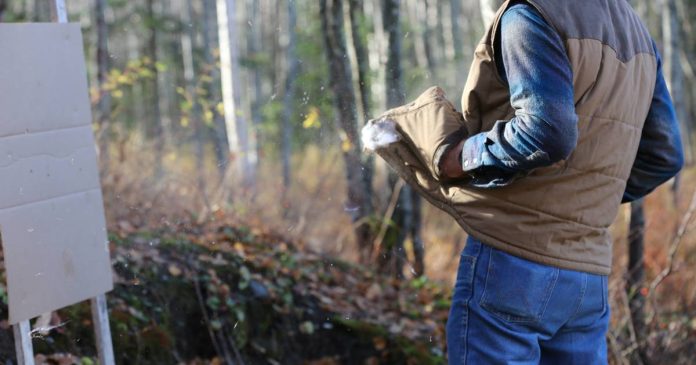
left=0, top=219, right=449, bottom=365
left=1, top=149, right=696, bottom=364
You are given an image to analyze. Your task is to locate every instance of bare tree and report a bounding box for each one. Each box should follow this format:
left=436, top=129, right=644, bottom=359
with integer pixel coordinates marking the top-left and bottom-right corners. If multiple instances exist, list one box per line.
left=95, top=0, right=111, bottom=168
left=405, top=1, right=430, bottom=72
left=423, top=0, right=438, bottom=77
left=624, top=3, right=650, bottom=364
left=382, top=0, right=424, bottom=278
left=217, top=0, right=256, bottom=188
left=450, top=0, right=464, bottom=60
left=145, top=0, right=165, bottom=178
left=34, top=0, right=51, bottom=21
left=480, top=0, right=503, bottom=29
left=247, top=0, right=264, bottom=177
left=347, top=0, right=375, bottom=225
left=348, top=0, right=371, bottom=122
left=180, top=0, right=208, bottom=205
left=664, top=0, right=691, bottom=164
left=320, top=0, right=374, bottom=262
left=202, top=0, right=230, bottom=175
left=281, top=0, right=299, bottom=188
left=628, top=198, right=648, bottom=364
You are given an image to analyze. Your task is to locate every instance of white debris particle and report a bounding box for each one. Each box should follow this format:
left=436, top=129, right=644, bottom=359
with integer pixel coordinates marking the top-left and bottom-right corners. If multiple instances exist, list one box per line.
left=361, top=118, right=401, bottom=151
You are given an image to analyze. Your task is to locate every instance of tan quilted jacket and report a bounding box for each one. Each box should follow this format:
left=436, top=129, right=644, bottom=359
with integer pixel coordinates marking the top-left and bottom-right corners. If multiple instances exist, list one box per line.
left=372, top=0, right=657, bottom=275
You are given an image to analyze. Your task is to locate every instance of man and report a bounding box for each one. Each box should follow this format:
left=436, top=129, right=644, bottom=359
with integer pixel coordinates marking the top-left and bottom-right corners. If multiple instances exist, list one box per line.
left=435, top=0, right=684, bottom=364
left=367, top=0, right=683, bottom=362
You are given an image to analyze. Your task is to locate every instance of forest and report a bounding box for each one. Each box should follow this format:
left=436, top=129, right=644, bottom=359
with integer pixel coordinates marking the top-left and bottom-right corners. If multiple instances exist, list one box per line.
left=0, top=0, right=695, bottom=364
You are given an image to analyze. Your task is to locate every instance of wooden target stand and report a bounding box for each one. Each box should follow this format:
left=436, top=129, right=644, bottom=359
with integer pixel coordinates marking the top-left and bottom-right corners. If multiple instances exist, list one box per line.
left=10, top=1, right=116, bottom=364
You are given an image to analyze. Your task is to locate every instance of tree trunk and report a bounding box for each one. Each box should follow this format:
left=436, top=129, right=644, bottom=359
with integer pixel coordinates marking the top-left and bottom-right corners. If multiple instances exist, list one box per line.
left=367, top=0, right=387, bottom=112
left=34, top=0, right=51, bottom=22
left=422, top=0, right=438, bottom=78
left=664, top=0, right=692, bottom=165
left=159, top=0, right=177, bottom=154
left=203, top=0, right=230, bottom=176
left=0, top=0, right=6, bottom=21
left=145, top=0, right=164, bottom=178
left=347, top=0, right=375, bottom=226
left=217, top=0, right=255, bottom=188
left=450, top=0, right=464, bottom=60
left=280, top=0, right=299, bottom=189
left=383, top=0, right=404, bottom=108
left=382, top=0, right=424, bottom=278
left=480, top=0, right=503, bottom=29
left=627, top=199, right=648, bottom=365
left=246, top=0, right=263, bottom=176
left=410, top=187, right=425, bottom=276
left=348, top=0, right=371, bottom=122
left=181, top=0, right=208, bottom=205
left=405, top=1, right=430, bottom=72
left=95, top=0, right=111, bottom=170
left=320, top=0, right=373, bottom=262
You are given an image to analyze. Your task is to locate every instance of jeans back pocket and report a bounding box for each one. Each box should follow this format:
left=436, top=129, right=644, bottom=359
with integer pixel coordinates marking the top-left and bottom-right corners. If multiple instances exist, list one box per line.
left=479, top=248, right=559, bottom=323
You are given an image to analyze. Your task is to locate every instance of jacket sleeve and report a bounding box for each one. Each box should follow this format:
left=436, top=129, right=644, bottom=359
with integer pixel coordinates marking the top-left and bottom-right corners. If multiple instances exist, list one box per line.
left=622, top=41, right=684, bottom=203
left=459, top=3, right=578, bottom=188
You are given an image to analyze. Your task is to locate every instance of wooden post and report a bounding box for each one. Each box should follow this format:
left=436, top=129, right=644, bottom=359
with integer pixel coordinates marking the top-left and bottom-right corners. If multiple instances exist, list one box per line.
left=13, top=321, right=34, bottom=365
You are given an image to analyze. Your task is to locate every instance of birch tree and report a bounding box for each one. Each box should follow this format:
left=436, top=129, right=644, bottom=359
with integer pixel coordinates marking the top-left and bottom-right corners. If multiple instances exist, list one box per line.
left=217, top=0, right=256, bottom=187
left=480, top=0, right=503, bottom=29
left=202, top=0, right=230, bottom=175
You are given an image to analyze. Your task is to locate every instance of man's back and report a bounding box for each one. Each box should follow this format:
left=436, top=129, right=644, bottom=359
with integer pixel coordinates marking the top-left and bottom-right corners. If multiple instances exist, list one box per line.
left=439, top=0, right=680, bottom=275
left=366, top=1, right=683, bottom=363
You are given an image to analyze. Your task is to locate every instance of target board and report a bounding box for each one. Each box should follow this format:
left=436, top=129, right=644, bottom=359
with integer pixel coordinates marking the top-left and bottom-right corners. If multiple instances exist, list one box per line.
left=0, top=23, right=113, bottom=325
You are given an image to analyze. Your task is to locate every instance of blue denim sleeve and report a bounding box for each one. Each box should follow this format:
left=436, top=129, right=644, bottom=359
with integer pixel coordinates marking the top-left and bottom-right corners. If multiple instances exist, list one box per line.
left=460, top=3, right=578, bottom=188
left=622, top=41, right=684, bottom=203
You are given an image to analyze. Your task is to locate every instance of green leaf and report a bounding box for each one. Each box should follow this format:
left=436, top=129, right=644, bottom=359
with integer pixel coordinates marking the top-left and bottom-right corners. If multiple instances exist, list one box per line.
left=299, top=321, right=314, bottom=335
left=210, top=319, right=223, bottom=330
left=238, top=266, right=251, bottom=290
left=206, top=296, right=221, bottom=310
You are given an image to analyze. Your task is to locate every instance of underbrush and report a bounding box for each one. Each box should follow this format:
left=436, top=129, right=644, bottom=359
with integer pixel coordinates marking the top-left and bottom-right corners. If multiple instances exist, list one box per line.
left=1, top=222, right=448, bottom=364
left=1, top=139, right=695, bottom=363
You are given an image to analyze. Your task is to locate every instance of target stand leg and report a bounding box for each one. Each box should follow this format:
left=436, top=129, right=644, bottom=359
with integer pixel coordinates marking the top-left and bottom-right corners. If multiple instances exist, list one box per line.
left=13, top=320, right=34, bottom=365
left=90, top=294, right=115, bottom=365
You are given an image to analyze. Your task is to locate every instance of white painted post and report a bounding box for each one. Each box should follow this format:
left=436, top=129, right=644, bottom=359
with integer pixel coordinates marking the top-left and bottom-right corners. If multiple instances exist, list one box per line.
left=13, top=321, right=34, bottom=365
left=53, top=2, right=116, bottom=365
left=50, top=0, right=68, bottom=23
left=90, top=295, right=116, bottom=365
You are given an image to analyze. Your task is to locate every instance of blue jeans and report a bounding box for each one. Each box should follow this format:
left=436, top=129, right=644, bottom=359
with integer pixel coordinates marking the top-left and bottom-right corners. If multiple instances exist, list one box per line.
left=446, top=237, right=609, bottom=364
